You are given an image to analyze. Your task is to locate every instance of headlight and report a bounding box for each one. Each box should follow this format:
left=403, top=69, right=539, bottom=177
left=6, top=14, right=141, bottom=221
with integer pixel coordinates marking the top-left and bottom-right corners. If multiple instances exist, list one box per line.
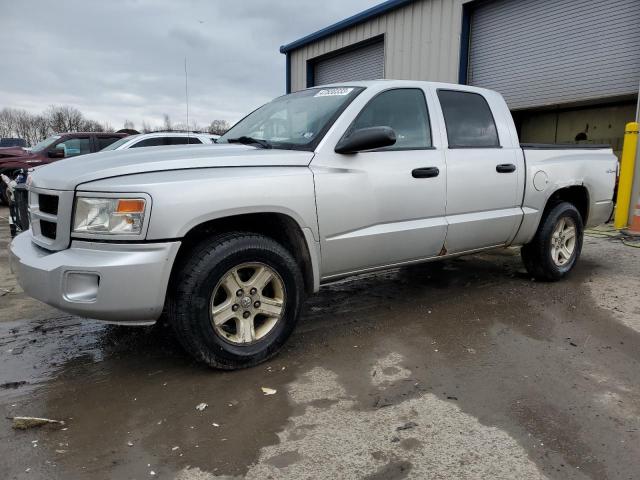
left=73, top=197, right=146, bottom=235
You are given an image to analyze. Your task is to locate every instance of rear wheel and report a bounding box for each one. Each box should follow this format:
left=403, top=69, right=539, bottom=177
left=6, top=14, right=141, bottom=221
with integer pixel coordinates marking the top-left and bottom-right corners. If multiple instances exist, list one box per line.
left=521, top=202, right=584, bottom=281
left=169, top=232, right=304, bottom=369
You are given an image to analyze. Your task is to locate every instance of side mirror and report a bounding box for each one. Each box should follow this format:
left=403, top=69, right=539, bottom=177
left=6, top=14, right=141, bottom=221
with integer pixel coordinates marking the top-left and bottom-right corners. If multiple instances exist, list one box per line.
left=335, top=126, right=396, bottom=154
left=48, top=147, right=65, bottom=159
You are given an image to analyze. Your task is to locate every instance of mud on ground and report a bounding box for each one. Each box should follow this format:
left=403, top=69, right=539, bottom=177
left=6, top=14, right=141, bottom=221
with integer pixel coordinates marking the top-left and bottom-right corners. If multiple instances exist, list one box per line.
left=1, top=206, right=639, bottom=479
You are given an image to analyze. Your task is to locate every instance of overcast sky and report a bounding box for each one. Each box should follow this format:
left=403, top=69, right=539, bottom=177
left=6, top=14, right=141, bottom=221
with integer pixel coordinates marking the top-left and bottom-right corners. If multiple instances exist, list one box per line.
left=1, top=0, right=378, bottom=131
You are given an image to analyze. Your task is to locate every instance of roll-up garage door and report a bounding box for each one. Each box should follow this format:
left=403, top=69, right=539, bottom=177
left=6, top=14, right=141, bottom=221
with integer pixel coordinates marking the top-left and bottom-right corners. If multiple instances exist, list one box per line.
left=313, top=40, right=384, bottom=86
left=468, top=0, right=640, bottom=109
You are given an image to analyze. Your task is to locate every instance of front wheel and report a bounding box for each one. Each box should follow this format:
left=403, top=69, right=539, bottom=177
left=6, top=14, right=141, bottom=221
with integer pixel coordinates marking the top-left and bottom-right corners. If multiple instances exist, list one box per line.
left=521, top=202, right=584, bottom=281
left=169, top=233, right=304, bottom=369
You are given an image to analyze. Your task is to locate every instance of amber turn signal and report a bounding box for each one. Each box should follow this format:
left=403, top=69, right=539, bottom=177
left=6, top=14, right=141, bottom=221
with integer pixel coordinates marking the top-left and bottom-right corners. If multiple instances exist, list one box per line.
left=116, top=199, right=145, bottom=214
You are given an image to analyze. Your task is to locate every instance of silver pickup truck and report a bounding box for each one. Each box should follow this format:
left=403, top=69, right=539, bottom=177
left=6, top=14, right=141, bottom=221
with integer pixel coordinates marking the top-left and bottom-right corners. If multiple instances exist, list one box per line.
left=9, top=80, right=616, bottom=369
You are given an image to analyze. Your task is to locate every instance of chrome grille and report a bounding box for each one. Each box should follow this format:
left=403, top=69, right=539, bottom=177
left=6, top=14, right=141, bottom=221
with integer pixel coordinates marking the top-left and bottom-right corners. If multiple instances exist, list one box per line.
left=28, top=187, right=74, bottom=251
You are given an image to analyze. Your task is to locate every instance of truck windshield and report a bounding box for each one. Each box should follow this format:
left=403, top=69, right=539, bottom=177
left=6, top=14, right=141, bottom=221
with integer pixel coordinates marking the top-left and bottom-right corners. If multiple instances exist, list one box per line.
left=218, top=87, right=364, bottom=151
left=31, top=135, right=61, bottom=152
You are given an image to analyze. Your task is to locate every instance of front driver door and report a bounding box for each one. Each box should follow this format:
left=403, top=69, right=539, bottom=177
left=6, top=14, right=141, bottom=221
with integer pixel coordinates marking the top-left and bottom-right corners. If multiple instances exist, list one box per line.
left=312, top=87, right=447, bottom=279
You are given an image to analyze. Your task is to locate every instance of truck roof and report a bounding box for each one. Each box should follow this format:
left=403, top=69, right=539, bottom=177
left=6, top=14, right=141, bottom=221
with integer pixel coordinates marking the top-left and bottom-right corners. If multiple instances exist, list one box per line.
left=311, top=79, right=498, bottom=96
left=55, top=132, right=128, bottom=137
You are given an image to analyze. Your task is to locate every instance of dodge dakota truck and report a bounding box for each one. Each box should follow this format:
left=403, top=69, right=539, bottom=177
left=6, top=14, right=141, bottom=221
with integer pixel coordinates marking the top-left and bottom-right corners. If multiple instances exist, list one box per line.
left=9, top=80, right=616, bottom=369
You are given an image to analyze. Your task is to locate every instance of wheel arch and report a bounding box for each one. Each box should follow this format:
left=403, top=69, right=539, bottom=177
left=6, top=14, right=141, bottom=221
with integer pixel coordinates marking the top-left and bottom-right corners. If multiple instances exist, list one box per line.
left=512, top=184, right=591, bottom=246
left=543, top=185, right=590, bottom=224
left=168, top=212, right=319, bottom=296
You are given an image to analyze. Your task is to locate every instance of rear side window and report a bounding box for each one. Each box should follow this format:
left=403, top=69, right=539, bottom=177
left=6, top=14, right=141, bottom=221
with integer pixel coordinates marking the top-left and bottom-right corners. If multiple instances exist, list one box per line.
left=437, top=90, right=499, bottom=148
left=348, top=88, right=432, bottom=150
left=167, top=137, right=202, bottom=145
left=96, top=136, right=123, bottom=150
left=131, top=138, right=165, bottom=148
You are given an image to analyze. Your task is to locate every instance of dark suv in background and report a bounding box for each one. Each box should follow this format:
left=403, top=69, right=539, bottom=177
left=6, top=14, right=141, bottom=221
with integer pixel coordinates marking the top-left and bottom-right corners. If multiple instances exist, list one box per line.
left=0, top=138, right=27, bottom=148
left=0, top=132, right=127, bottom=204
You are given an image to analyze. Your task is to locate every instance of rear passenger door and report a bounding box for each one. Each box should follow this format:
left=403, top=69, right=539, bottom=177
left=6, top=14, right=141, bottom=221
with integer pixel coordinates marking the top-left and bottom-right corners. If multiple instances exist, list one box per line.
left=436, top=89, right=524, bottom=253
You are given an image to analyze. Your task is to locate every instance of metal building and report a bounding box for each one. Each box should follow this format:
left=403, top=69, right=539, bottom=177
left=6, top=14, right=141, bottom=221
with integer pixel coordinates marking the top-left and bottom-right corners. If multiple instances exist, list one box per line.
left=280, top=0, right=640, bottom=154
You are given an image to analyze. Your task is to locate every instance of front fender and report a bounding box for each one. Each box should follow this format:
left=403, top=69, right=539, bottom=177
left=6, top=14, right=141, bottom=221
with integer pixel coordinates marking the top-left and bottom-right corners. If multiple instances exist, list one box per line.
left=79, top=166, right=322, bottom=289
left=80, top=167, right=319, bottom=240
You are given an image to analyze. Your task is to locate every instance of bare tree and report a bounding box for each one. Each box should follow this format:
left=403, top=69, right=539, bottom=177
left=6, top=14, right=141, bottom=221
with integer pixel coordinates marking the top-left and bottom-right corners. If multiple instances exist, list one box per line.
left=0, top=108, right=18, bottom=138
left=8, top=110, right=50, bottom=146
left=162, top=114, right=172, bottom=131
left=141, top=121, right=152, bottom=133
left=34, top=115, right=51, bottom=143
left=0, top=108, right=48, bottom=145
left=0, top=105, right=113, bottom=145
left=123, top=120, right=135, bottom=130
left=208, top=119, right=231, bottom=135
left=80, top=119, right=105, bottom=132
left=46, top=105, right=85, bottom=132
left=13, top=110, right=35, bottom=144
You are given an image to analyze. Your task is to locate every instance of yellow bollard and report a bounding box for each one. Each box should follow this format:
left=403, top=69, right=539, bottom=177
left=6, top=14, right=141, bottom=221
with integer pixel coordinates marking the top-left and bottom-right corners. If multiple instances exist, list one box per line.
left=614, top=122, right=639, bottom=229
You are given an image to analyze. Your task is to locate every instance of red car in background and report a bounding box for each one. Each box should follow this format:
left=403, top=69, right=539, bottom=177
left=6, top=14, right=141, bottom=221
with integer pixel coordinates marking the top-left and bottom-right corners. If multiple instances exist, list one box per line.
left=0, top=131, right=128, bottom=204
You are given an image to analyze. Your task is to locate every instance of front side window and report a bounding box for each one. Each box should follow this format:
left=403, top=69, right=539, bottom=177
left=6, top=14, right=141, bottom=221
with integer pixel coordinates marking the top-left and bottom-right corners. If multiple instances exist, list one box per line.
left=218, top=87, right=364, bottom=151
left=345, top=88, right=432, bottom=150
left=437, top=90, right=499, bottom=148
left=54, top=137, right=91, bottom=157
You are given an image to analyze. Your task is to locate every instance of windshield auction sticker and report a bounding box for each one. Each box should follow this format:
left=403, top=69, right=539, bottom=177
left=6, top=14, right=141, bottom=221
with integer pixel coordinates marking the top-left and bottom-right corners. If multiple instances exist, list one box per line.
left=314, top=88, right=354, bottom=97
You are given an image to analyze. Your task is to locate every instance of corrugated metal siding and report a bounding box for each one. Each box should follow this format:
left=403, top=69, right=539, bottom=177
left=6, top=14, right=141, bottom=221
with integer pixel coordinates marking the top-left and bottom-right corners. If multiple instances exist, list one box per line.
left=469, top=0, right=640, bottom=109
left=313, top=40, right=385, bottom=85
left=289, top=0, right=465, bottom=92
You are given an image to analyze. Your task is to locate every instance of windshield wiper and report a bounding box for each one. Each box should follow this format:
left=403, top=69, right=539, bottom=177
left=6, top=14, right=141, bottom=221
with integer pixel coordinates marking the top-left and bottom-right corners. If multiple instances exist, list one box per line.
left=227, top=136, right=272, bottom=149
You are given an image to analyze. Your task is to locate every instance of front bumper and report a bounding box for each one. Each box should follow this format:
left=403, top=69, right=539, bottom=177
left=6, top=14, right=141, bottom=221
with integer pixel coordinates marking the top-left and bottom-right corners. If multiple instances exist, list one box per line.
left=9, top=231, right=180, bottom=324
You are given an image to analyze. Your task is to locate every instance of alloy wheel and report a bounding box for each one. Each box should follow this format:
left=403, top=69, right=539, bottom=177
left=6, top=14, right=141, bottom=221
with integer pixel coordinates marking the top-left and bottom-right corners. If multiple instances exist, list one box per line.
left=550, top=216, right=577, bottom=266
left=210, top=262, right=285, bottom=345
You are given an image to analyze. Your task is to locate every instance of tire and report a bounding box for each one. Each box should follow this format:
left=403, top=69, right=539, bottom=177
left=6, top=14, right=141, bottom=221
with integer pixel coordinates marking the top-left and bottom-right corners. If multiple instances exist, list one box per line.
left=169, top=232, right=304, bottom=369
left=521, top=201, right=584, bottom=281
left=0, top=183, right=9, bottom=206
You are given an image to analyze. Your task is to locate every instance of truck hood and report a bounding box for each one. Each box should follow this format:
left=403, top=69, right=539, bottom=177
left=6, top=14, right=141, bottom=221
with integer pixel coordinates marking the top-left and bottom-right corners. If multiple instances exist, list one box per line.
left=30, top=144, right=315, bottom=190
left=0, top=147, right=43, bottom=170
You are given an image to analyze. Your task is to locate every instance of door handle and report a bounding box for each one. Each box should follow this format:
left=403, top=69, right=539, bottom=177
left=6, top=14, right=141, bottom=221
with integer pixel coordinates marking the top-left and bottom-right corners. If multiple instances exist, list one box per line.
left=412, top=167, right=440, bottom=178
left=496, top=163, right=516, bottom=173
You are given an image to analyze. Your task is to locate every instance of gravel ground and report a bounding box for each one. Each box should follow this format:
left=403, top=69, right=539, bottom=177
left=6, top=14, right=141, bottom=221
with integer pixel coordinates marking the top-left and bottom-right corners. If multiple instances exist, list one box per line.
left=1, top=205, right=639, bottom=480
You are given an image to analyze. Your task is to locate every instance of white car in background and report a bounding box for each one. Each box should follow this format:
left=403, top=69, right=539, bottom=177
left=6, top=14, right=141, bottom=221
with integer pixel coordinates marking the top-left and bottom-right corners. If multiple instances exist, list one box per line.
left=101, top=132, right=215, bottom=151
